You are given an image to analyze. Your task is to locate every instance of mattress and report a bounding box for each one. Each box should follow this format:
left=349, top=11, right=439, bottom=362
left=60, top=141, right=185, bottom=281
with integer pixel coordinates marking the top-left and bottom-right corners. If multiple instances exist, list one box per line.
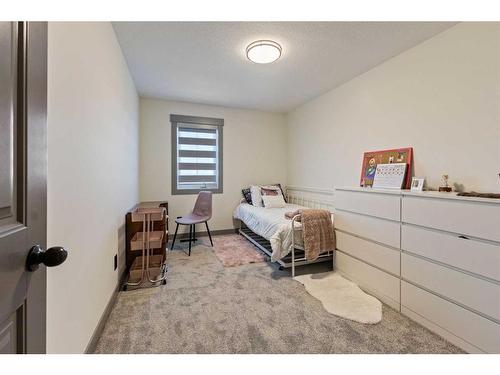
left=233, top=203, right=305, bottom=261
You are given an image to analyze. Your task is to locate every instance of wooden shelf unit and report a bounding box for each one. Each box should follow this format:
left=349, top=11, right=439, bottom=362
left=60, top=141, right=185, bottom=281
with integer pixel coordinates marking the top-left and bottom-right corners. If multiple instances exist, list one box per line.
left=124, top=205, right=169, bottom=289
left=130, top=231, right=164, bottom=251
left=125, top=201, right=168, bottom=273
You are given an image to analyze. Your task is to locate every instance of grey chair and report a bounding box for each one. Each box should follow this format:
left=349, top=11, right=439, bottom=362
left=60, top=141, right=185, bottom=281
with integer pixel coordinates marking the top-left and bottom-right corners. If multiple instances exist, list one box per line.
left=170, top=191, right=213, bottom=255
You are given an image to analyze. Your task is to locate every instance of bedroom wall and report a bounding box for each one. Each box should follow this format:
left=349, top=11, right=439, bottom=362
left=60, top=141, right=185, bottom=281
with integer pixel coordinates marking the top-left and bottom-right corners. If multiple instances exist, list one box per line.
left=47, top=22, right=139, bottom=353
left=286, top=22, right=500, bottom=193
left=139, top=98, right=287, bottom=232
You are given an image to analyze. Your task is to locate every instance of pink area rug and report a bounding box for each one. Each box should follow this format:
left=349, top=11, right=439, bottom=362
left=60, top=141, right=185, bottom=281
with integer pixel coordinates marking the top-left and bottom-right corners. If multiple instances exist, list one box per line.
left=212, top=234, right=268, bottom=267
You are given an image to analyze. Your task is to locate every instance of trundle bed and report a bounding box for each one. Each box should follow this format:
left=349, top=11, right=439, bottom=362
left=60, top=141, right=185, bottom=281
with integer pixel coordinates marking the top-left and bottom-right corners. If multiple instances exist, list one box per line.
left=233, top=192, right=334, bottom=276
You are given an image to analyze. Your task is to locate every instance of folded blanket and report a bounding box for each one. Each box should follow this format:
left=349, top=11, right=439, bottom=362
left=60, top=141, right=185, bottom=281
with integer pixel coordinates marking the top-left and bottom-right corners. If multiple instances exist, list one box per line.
left=284, top=210, right=301, bottom=220
left=300, top=209, right=335, bottom=261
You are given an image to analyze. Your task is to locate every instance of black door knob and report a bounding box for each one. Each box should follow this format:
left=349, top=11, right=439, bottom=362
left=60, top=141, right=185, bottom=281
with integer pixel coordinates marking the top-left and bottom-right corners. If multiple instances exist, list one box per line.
left=26, top=245, right=68, bottom=272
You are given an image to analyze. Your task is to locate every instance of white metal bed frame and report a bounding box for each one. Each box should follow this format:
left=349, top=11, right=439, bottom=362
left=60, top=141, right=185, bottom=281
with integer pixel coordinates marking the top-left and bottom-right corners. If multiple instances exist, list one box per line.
left=238, top=186, right=335, bottom=277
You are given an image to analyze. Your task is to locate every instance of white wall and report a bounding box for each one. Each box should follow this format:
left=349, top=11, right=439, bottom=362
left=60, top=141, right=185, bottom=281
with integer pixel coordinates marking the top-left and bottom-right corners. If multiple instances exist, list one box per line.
left=287, top=23, right=500, bottom=193
left=47, top=22, right=139, bottom=353
left=140, top=98, right=287, bottom=232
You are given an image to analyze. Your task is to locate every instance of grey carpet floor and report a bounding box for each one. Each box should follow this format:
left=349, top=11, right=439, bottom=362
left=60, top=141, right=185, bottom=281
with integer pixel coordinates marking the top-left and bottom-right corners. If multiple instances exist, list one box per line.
left=94, top=238, right=462, bottom=354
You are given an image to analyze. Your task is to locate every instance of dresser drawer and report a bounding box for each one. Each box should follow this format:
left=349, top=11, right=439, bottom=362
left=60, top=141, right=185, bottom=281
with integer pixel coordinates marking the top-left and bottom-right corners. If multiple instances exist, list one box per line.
left=336, top=231, right=400, bottom=275
left=336, top=251, right=400, bottom=310
left=402, top=196, right=500, bottom=242
left=402, top=281, right=500, bottom=353
left=335, top=189, right=400, bottom=221
left=402, top=253, right=500, bottom=321
left=335, top=210, right=400, bottom=248
left=402, top=224, right=500, bottom=281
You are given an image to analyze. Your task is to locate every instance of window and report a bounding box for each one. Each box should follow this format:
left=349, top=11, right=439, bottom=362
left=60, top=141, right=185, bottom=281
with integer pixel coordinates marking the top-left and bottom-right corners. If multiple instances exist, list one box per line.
left=170, top=114, right=223, bottom=195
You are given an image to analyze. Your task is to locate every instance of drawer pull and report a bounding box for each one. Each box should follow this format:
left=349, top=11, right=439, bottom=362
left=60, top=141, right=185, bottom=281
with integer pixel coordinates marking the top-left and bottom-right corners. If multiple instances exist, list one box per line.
left=458, top=235, right=469, bottom=240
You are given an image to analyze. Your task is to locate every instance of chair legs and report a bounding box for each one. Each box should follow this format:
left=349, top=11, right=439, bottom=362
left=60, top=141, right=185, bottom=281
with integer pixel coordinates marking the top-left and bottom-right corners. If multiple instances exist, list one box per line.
left=171, top=222, right=211, bottom=255
left=188, top=225, right=193, bottom=256
left=205, top=221, right=213, bottom=247
left=171, top=223, right=179, bottom=250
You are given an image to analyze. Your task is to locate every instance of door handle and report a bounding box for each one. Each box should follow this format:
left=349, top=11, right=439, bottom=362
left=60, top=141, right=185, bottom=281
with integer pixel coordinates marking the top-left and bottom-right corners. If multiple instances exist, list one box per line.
left=26, top=245, right=68, bottom=272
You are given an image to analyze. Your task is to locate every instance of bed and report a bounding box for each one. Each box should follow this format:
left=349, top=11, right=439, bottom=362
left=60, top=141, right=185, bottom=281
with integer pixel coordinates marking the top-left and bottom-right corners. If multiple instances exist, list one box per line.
left=233, top=201, right=334, bottom=276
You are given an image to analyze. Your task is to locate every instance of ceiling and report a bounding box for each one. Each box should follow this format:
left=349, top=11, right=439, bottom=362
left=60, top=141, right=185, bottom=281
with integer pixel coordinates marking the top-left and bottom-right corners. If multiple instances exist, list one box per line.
left=113, top=22, right=455, bottom=113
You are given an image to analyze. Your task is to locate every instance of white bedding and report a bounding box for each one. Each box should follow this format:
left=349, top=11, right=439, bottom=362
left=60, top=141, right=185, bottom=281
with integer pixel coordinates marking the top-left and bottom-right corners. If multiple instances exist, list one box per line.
left=233, top=203, right=305, bottom=261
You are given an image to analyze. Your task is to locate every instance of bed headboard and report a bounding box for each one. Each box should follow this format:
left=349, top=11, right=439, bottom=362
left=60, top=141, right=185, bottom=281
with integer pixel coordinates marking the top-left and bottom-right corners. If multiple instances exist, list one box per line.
left=285, top=186, right=334, bottom=211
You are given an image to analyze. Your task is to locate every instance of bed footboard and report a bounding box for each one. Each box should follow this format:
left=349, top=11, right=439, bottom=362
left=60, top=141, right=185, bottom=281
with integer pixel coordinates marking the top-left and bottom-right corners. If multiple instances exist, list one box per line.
left=290, top=212, right=334, bottom=277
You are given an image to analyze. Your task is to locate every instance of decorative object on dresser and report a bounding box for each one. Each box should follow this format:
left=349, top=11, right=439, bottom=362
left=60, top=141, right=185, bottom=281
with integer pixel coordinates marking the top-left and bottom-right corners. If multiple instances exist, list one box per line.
left=372, top=163, right=408, bottom=189
left=410, top=177, right=425, bottom=191
left=457, top=191, right=500, bottom=199
left=123, top=205, right=168, bottom=290
left=360, top=147, right=413, bottom=189
left=334, top=187, right=500, bottom=353
left=438, top=174, right=452, bottom=192
left=125, top=201, right=168, bottom=276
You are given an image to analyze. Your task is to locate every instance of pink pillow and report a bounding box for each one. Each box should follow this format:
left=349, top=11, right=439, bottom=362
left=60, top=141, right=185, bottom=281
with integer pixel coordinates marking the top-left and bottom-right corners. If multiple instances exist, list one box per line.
left=261, top=187, right=279, bottom=196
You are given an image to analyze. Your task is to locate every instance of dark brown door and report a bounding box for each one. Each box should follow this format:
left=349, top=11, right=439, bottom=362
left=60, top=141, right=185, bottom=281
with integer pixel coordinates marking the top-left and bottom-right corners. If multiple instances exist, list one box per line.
left=0, top=21, right=49, bottom=354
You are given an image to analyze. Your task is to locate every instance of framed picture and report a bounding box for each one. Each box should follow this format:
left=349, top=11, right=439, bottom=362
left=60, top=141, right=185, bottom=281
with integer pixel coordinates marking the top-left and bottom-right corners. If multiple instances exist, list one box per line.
left=360, top=147, right=413, bottom=189
left=411, top=177, right=425, bottom=191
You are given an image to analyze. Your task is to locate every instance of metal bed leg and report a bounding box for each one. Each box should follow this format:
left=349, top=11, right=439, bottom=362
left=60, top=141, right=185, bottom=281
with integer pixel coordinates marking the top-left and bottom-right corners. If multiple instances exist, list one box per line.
left=291, top=214, right=298, bottom=278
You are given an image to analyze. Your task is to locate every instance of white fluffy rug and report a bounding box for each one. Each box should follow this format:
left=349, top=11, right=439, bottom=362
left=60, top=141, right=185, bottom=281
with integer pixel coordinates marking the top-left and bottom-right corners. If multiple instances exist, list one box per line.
left=294, top=271, right=382, bottom=324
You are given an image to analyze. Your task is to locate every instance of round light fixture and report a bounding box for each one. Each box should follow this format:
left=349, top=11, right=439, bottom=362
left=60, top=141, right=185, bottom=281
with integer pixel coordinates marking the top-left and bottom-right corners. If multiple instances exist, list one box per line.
left=246, top=40, right=282, bottom=64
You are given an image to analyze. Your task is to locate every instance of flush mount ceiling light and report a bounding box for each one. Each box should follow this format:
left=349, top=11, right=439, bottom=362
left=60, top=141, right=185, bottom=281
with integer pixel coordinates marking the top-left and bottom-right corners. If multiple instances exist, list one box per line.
left=246, top=40, right=282, bottom=64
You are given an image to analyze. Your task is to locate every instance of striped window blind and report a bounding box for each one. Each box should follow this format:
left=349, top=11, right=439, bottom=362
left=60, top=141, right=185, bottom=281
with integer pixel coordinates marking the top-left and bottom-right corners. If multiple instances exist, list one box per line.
left=170, top=114, right=223, bottom=195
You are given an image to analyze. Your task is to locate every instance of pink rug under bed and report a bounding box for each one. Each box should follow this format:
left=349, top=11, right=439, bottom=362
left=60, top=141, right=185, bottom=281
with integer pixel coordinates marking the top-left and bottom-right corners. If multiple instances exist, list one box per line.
left=212, top=234, right=268, bottom=267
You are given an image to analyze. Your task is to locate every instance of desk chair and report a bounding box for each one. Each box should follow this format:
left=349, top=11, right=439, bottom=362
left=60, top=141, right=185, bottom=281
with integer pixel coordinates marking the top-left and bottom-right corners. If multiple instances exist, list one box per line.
left=170, top=191, right=213, bottom=255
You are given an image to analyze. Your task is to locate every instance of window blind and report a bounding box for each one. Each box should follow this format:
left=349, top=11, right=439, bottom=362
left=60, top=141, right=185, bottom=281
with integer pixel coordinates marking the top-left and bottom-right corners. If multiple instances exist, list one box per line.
left=171, top=114, right=223, bottom=195
left=177, top=125, right=218, bottom=189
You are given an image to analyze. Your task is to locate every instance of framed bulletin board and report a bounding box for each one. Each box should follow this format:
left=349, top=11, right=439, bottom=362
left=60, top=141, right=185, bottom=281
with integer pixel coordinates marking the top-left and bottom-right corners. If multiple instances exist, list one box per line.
left=360, top=147, right=413, bottom=189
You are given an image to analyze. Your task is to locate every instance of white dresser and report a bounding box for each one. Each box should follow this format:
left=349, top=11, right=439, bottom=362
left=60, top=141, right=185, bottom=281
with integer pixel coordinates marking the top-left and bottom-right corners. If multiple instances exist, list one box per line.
left=334, top=188, right=402, bottom=310
left=334, top=187, right=500, bottom=353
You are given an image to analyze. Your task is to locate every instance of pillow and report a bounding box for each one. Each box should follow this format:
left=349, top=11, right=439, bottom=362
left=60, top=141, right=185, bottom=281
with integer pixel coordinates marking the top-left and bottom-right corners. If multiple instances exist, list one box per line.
left=241, top=188, right=252, bottom=205
left=260, top=186, right=280, bottom=196
left=250, top=184, right=286, bottom=207
left=273, top=183, right=288, bottom=203
left=250, top=185, right=264, bottom=207
left=262, top=195, right=286, bottom=208
left=261, top=185, right=286, bottom=202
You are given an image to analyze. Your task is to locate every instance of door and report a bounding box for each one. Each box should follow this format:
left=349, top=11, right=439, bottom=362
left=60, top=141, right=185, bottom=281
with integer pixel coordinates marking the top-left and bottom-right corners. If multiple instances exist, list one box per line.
left=0, top=21, right=50, bottom=354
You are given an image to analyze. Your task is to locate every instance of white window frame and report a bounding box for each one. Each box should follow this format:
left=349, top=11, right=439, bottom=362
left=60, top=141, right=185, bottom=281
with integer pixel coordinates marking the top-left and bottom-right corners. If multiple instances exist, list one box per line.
left=170, top=114, right=223, bottom=195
